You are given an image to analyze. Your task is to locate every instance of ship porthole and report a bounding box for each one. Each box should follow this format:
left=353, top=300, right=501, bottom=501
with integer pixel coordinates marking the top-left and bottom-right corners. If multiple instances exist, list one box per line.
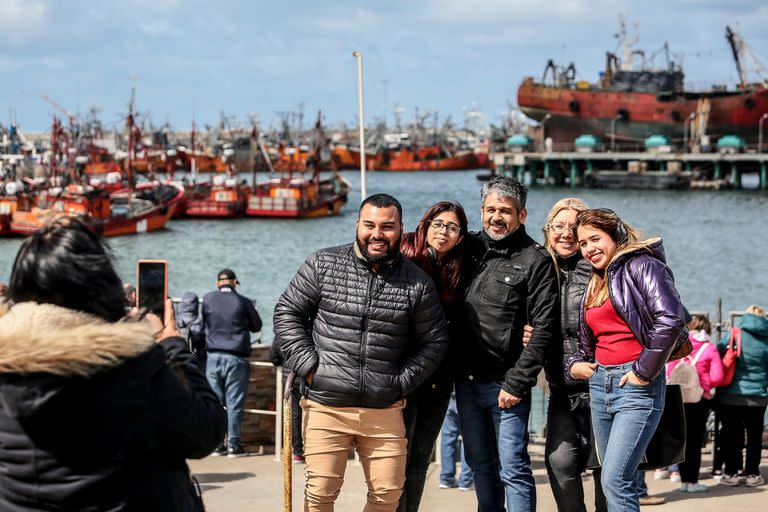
left=671, top=111, right=681, bottom=121
left=745, top=97, right=756, bottom=109
left=568, top=100, right=580, bottom=112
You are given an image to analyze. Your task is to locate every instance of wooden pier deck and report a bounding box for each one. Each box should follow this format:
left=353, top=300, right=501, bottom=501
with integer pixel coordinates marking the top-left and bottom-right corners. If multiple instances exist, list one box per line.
left=492, top=150, right=768, bottom=190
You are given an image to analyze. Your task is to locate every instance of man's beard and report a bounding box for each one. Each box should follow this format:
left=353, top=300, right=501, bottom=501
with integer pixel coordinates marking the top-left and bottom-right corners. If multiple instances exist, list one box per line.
left=357, top=234, right=401, bottom=263
left=484, top=220, right=516, bottom=241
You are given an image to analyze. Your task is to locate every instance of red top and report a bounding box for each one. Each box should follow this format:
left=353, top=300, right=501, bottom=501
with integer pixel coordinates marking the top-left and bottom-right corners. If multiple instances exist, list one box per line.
left=586, top=299, right=643, bottom=366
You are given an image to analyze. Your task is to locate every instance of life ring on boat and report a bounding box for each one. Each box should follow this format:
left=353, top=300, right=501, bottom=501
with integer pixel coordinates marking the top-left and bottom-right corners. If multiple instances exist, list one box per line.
left=744, top=97, right=756, bottom=109
left=568, top=100, right=580, bottom=113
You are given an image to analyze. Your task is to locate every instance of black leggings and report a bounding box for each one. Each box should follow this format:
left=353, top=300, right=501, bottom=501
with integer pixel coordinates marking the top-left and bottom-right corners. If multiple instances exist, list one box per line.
left=678, top=399, right=711, bottom=483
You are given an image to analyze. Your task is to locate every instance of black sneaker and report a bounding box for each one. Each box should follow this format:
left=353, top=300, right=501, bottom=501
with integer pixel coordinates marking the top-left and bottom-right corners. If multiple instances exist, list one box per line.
left=227, top=444, right=248, bottom=458
left=211, top=444, right=227, bottom=457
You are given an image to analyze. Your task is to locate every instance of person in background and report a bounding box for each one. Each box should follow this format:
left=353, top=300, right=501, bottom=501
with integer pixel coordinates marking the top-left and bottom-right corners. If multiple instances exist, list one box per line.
left=202, top=268, right=263, bottom=458
left=0, top=218, right=226, bottom=511
left=123, top=282, right=136, bottom=308
left=716, top=304, right=768, bottom=487
left=665, top=315, right=724, bottom=493
left=0, top=283, right=7, bottom=298
left=458, top=176, right=559, bottom=512
left=567, top=208, right=687, bottom=512
left=177, top=291, right=206, bottom=366
left=397, top=200, right=470, bottom=511
left=439, top=392, right=473, bottom=492
left=273, top=193, right=449, bottom=512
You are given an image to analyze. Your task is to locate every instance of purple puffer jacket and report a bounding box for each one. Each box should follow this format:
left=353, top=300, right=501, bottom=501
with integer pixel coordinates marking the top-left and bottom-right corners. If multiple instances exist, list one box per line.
left=566, top=239, right=688, bottom=382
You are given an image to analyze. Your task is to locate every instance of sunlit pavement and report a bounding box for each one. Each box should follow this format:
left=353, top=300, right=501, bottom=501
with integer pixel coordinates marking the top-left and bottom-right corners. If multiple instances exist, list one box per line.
left=189, top=438, right=768, bottom=511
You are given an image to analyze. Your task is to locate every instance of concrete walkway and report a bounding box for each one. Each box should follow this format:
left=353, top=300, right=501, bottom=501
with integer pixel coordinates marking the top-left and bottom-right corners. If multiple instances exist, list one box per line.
left=189, top=439, right=767, bottom=511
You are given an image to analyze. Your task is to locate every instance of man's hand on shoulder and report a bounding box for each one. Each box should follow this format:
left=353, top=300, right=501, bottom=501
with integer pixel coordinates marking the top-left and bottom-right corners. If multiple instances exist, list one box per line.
left=498, top=389, right=522, bottom=408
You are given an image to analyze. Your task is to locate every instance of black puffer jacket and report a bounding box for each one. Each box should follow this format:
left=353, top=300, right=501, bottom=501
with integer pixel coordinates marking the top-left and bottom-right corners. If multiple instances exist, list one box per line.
left=544, top=252, right=592, bottom=395
left=0, top=302, right=227, bottom=512
left=460, top=227, right=559, bottom=397
left=273, top=242, right=449, bottom=408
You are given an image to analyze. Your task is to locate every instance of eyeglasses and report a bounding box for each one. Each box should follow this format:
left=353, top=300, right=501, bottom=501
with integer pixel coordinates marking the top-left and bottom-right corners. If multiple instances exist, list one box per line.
left=430, top=219, right=461, bottom=235
left=549, top=222, right=575, bottom=234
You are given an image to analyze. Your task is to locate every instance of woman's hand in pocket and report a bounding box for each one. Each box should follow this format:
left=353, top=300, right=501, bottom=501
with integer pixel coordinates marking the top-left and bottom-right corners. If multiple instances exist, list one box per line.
left=620, top=371, right=649, bottom=387
left=571, top=362, right=597, bottom=380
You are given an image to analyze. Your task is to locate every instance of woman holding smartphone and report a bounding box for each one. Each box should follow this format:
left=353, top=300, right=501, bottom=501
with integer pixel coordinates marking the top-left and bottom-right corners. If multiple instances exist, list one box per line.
left=567, top=208, right=687, bottom=512
left=0, top=219, right=226, bottom=511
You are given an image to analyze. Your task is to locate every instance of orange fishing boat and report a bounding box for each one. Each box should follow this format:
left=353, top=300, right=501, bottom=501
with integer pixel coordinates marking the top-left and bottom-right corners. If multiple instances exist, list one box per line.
left=182, top=177, right=248, bottom=218
left=245, top=172, right=349, bottom=218
left=10, top=182, right=184, bottom=237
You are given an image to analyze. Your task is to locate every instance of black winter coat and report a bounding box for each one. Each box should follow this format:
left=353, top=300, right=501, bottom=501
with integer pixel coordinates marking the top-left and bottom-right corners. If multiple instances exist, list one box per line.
left=543, top=251, right=591, bottom=395
left=0, top=302, right=227, bottom=512
left=460, top=227, right=559, bottom=397
left=273, top=242, right=449, bottom=408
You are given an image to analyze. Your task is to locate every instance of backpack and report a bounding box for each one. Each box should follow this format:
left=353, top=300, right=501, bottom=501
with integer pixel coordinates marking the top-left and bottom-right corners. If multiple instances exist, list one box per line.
left=720, top=327, right=742, bottom=388
left=668, top=344, right=706, bottom=403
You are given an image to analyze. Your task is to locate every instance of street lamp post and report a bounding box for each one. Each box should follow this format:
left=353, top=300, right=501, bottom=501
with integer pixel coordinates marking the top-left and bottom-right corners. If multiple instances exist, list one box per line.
left=352, top=50, right=367, bottom=201
left=759, top=113, right=768, bottom=153
left=610, top=114, right=622, bottom=152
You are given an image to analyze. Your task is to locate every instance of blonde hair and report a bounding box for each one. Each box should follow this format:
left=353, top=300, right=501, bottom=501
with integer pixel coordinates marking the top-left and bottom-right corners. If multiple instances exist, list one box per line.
left=746, top=304, right=766, bottom=316
left=542, top=197, right=590, bottom=257
left=575, top=209, right=644, bottom=308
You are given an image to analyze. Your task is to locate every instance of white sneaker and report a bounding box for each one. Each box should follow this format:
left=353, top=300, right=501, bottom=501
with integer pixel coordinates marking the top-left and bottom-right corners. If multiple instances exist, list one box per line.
left=670, top=471, right=681, bottom=483
left=654, top=469, right=671, bottom=480
left=746, top=474, right=764, bottom=487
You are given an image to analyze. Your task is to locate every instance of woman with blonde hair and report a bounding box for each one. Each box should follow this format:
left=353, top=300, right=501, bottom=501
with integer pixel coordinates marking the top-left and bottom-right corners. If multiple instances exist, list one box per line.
left=535, top=198, right=608, bottom=512
left=716, top=304, right=768, bottom=487
left=567, top=208, right=688, bottom=512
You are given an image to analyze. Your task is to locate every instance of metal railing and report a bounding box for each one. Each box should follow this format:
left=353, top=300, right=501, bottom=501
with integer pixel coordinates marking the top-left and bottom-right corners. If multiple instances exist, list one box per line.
left=246, top=362, right=285, bottom=462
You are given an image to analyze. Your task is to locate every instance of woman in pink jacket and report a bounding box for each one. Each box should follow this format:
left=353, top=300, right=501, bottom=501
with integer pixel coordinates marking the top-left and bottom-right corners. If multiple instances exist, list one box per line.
left=666, top=315, right=724, bottom=493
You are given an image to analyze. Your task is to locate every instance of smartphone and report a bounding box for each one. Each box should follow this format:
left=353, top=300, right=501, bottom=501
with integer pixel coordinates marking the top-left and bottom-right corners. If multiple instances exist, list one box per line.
left=137, top=259, right=168, bottom=321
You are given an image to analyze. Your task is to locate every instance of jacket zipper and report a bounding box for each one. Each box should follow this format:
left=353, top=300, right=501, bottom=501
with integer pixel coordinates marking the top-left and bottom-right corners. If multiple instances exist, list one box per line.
left=359, top=272, right=374, bottom=396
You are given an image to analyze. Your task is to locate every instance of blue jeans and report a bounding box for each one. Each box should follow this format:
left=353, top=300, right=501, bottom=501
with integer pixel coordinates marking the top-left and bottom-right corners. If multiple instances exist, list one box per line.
left=456, top=380, right=535, bottom=512
left=440, top=395, right=473, bottom=488
left=206, top=352, right=250, bottom=447
left=590, top=363, right=665, bottom=512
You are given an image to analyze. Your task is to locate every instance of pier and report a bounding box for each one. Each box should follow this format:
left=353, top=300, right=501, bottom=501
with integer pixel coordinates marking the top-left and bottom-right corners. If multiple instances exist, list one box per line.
left=189, top=439, right=768, bottom=511
left=492, top=150, right=768, bottom=190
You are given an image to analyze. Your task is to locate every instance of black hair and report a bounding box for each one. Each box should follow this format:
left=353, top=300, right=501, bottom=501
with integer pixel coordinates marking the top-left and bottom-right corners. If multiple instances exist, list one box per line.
left=359, top=193, right=402, bottom=222
left=7, top=218, right=127, bottom=322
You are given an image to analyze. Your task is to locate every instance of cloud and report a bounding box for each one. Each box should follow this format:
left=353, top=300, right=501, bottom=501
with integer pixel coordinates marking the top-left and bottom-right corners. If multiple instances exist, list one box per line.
left=312, top=7, right=379, bottom=34
left=0, top=0, right=47, bottom=41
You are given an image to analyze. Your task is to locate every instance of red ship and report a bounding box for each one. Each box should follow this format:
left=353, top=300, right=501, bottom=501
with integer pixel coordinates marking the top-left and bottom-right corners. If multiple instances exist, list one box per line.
left=517, top=19, right=768, bottom=144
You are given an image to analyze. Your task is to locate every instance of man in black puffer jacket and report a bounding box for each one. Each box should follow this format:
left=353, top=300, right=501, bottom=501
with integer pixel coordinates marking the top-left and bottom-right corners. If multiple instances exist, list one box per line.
left=274, top=193, right=448, bottom=512
left=456, top=176, right=559, bottom=512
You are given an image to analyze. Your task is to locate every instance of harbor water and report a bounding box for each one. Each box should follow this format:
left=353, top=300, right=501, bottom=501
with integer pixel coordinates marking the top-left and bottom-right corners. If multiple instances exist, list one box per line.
left=1, top=170, right=766, bottom=431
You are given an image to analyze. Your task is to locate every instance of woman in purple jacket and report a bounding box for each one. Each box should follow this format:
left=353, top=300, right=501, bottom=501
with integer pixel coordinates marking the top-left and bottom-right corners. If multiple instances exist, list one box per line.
left=567, top=208, right=687, bottom=512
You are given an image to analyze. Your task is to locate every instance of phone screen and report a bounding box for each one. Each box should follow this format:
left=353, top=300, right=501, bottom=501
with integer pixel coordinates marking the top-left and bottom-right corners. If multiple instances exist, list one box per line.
left=137, top=261, right=167, bottom=318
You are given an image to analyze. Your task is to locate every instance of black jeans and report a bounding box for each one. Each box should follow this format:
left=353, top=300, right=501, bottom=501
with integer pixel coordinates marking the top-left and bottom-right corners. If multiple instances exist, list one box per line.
left=396, top=381, right=453, bottom=512
left=678, top=399, right=711, bottom=483
left=545, top=393, right=607, bottom=512
left=720, top=403, right=767, bottom=476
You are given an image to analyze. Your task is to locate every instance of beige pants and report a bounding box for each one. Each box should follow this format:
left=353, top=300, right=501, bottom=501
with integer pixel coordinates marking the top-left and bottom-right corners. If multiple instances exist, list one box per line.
left=300, top=398, right=407, bottom=512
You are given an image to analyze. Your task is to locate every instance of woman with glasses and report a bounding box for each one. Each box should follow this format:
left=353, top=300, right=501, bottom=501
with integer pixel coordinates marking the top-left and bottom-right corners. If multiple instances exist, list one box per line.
left=566, top=208, right=687, bottom=512
left=524, top=198, right=608, bottom=512
left=397, top=201, right=469, bottom=512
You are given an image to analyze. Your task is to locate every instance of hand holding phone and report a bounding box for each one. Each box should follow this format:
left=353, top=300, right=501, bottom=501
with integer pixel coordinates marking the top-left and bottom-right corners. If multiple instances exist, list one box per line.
left=137, top=260, right=168, bottom=322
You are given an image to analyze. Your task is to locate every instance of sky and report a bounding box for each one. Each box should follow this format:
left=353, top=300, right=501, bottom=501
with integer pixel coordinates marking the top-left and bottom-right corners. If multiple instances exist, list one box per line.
left=1, top=0, right=767, bottom=133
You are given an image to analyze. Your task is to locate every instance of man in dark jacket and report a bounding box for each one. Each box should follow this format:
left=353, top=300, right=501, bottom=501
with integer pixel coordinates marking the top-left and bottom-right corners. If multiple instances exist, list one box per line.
left=457, top=176, right=559, bottom=512
left=202, top=268, right=263, bottom=457
left=274, top=193, right=449, bottom=512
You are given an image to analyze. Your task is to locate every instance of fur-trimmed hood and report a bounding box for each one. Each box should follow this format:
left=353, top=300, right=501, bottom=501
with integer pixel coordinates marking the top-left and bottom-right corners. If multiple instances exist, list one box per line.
left=0, top=301, right=155, bottom=377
